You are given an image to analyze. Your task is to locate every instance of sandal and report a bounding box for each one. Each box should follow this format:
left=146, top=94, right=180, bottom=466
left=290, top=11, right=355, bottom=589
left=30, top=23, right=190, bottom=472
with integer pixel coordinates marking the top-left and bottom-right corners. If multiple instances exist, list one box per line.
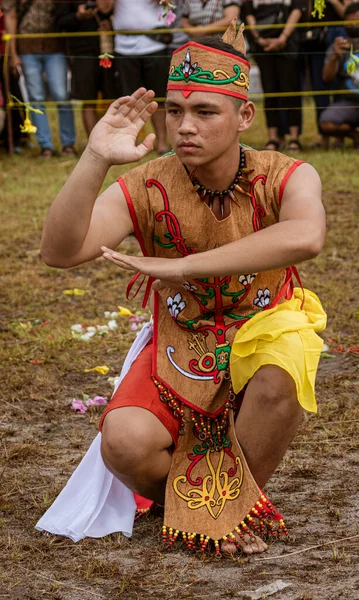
left=39, top=148, right=54, bottom=158
left=286, top=139, right=302, bottom=152
left=264, top=140, right=280, bottom=151
left=61, top=145, right=77, bottom=158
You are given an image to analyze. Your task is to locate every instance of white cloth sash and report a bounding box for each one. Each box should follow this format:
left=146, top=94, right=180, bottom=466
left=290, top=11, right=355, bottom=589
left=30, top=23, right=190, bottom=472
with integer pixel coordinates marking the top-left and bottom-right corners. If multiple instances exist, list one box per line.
left=35, top=321, right=153, bottom=542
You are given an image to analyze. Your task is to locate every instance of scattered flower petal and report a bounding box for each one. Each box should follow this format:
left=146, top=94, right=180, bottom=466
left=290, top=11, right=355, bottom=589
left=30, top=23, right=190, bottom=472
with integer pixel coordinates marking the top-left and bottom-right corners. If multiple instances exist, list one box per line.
left=71, top=399, right=87, bottom=413
left=63, top=288, right=87, bottom=296
left=107, top=376, right=120, bottom=388
left=86, top=395, right=108, bottom=407
left=84, top=365, right=110, bottom=375
left=71, top=324, right=84, bottom=333
left=118, top=306, right=133, bottom=317
left=107, top=319, right=118, bottom=330
left=80, top=331, right=96, bottom=341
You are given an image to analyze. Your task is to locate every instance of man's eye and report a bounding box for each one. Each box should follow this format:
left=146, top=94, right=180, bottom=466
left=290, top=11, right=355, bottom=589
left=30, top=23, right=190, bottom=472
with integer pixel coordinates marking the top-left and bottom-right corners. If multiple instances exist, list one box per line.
left=199, top=111, right=215, bottom=116
left=168, top=109, right=180, bottom=115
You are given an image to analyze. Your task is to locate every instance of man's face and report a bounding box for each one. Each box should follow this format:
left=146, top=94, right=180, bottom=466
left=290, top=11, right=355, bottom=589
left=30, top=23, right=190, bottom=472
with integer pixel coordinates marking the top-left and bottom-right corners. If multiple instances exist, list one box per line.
left=345, top=10, right=359, bottom=38
left=165, top=90, right=245, bottom=168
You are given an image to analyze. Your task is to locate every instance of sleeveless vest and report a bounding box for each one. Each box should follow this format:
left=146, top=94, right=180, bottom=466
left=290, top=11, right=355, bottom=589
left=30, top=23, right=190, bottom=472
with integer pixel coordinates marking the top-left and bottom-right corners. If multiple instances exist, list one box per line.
left=119, top=148, right=303, bottom=547
left=120, top=148, right=302, bottom=416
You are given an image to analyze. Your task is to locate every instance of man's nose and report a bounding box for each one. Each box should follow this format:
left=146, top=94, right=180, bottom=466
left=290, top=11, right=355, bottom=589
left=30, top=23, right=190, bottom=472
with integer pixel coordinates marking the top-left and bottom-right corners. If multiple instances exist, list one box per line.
left=178, top=114, right=197, bottom=135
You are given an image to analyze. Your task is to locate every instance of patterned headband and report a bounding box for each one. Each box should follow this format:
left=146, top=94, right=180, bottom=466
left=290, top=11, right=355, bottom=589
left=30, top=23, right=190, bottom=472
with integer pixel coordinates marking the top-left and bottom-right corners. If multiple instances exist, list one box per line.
left=167, top=20, right=250, bottom=100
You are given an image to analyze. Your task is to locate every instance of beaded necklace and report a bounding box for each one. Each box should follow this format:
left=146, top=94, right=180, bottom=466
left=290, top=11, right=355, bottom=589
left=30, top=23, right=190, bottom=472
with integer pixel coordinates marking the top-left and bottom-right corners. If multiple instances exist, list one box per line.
left=191, top=146, right=246, bottom=217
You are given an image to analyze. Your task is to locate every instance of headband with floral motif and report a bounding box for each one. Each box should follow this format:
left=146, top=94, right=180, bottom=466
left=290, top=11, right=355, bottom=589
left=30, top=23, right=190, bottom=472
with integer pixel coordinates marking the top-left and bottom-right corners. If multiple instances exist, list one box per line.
left=167, top=20, right=250, bottom=100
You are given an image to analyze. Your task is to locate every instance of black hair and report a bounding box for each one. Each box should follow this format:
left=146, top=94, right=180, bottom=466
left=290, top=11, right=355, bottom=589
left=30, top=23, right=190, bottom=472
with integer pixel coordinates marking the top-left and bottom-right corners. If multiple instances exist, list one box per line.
left=344, top=2, right=359, bottom=16
left=196, top=35, right=247, bottom=62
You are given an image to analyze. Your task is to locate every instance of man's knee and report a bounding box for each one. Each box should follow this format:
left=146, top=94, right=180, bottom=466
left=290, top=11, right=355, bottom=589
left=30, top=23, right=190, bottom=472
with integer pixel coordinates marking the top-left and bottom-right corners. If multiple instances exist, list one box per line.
left=249, top=365, right=298, bottom=409
left=101, top=416, right=148, bottom=475
left=100, top=407, right=172, bottom=476
left=320, top=121, right=341, bottom=135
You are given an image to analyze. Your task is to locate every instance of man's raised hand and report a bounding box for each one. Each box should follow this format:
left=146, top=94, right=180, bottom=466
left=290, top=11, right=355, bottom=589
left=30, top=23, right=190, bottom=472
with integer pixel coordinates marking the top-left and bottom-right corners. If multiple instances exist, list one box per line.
left=87, top=88, right=158, bottom=166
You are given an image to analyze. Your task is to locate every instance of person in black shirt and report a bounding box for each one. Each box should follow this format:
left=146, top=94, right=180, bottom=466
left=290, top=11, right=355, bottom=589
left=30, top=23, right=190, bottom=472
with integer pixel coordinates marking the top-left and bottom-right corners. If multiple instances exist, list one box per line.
left=55, top=0, right=116, bottom=137
left=243, top=0, right=305, bottom=151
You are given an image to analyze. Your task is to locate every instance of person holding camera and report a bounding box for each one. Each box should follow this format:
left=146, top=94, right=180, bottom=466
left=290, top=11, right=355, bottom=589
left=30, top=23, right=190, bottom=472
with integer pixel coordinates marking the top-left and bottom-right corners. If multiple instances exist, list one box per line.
left=55, top=0, right=116, bottom=138
left=319, top=2, right=359, bottom=146
left=3, top=0, right=76, bottom=157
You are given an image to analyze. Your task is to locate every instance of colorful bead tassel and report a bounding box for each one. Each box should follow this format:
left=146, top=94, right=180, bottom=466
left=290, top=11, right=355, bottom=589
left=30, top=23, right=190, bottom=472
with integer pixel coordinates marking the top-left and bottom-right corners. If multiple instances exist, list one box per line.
left=161, top=491, right=288, bottom=555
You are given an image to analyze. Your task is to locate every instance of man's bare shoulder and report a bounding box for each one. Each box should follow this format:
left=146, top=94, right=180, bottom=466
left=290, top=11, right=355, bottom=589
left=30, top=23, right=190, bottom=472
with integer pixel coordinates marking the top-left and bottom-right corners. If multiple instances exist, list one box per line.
left=243, top=147, right=302, bottom=174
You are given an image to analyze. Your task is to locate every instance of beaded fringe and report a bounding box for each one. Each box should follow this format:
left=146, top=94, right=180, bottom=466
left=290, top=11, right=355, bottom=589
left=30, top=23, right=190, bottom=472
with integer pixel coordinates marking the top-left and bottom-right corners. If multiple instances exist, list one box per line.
left=161, top=493, right=288, bottom=555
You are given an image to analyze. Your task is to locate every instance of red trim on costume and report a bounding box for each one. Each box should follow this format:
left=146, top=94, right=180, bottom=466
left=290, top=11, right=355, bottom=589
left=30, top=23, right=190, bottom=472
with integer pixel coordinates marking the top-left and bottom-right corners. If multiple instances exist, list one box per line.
left=269, top=267, right=294, bottom=309
left=167, top=83, right=248, bottom=101
left=118, top=177, right=153, bottom=309
left=249, top=174, right=267, bottom=231
left=126, top=272, right=155, bottom=309
left=171, top=41, right=250, bottom=69
left=118, top=177, right=148, bottom=257
left=291, top=265, right=305, bottom=309
left=268, top=265, right=305, bottom=311
left=278, top=160, right=304, bottom=205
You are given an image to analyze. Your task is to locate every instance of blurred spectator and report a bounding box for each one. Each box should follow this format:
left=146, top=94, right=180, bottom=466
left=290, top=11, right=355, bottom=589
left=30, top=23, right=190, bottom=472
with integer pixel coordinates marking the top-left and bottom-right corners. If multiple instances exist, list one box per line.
left=169, top=0, right=189, bottom=50
left=300, top=0, right=347, bottom=148
left=3, top=0, right=76, bottom=157
left=112, top=0, right=173, bottom=154
left=320, top=2, right=359, bottom=146
left=243, top=0, right=305, bottom=151
left=181, top=0, right=241, bottom=38
left=55, top=1, right=116, bottom=137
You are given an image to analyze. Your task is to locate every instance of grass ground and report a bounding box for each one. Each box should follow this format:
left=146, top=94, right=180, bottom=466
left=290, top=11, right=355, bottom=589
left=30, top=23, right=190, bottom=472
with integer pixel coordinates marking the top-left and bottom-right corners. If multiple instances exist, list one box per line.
left=0, top=101, right=358, bottom=600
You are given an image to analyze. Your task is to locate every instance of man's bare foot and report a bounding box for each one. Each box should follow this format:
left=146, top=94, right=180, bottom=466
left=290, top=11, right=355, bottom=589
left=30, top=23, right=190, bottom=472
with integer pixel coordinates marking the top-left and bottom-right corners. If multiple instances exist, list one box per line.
left=221, top=532, right=268, bottom=555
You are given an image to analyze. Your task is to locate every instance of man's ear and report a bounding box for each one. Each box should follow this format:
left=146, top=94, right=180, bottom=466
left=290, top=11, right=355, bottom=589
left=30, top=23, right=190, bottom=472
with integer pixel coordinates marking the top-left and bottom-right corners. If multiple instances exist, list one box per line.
left=237, top=101, right=255, bottom=133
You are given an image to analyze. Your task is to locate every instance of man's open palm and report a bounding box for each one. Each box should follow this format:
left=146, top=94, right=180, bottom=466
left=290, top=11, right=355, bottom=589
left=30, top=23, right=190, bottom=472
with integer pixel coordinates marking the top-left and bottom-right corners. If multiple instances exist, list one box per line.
left=88, top=88, right=158, bottom=165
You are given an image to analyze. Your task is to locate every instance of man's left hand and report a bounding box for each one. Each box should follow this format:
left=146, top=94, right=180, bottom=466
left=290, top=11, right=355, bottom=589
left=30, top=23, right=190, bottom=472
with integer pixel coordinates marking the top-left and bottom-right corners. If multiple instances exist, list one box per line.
left=101, top=246, right=186, bottom=288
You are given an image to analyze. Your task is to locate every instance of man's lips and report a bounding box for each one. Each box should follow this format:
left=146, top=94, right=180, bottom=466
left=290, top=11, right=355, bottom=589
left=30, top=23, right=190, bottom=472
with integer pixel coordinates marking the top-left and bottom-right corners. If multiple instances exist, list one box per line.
left=178, top=141, right=200, bottom=148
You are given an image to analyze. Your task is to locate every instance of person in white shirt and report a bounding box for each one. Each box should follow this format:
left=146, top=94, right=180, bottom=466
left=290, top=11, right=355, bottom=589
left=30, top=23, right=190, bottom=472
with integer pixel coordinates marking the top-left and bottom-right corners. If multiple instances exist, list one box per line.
left=112, top=0, right=172, bottom=154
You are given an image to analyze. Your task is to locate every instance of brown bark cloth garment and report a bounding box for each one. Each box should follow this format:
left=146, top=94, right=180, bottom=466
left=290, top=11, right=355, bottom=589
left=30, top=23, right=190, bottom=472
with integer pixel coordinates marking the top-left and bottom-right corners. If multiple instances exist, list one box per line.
left=119, top=147, right=303, bottom=552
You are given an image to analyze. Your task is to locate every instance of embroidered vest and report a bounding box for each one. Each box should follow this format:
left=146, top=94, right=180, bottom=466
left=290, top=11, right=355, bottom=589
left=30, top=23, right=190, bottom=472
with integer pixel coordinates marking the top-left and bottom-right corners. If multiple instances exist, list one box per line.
left=120, top=148, right=302, bottom=416
left=120, top=148, right=303, bottom=546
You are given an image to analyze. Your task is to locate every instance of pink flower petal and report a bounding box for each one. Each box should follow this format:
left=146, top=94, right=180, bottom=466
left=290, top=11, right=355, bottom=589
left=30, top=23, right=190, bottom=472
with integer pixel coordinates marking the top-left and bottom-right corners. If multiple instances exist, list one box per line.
left=71, top=399, right=87, bottom=413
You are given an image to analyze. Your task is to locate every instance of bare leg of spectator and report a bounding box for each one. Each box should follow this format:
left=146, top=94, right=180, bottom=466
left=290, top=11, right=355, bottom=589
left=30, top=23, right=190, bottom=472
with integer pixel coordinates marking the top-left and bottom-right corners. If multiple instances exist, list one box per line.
left=151, top=107, right=169, bottom=154
left=320, top=121, right=358, bottom=147
left=82, top=104, right=98, bottom=137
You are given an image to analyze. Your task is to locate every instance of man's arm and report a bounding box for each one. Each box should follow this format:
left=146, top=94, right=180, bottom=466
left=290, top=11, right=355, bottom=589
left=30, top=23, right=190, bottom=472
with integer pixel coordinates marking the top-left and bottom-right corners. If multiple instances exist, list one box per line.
left=184, top=163, right=325, bottom=276
left=40, top=88, right=158, bottom=268
left=3, top=9, right=21, bottom=74
left=101, top=163, right=326, bottom=283
left=263, top=8, right=302, bottom=53
left=322, top=37, right=349, bottom=83
left=185, top=5, right=241, bottom=37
